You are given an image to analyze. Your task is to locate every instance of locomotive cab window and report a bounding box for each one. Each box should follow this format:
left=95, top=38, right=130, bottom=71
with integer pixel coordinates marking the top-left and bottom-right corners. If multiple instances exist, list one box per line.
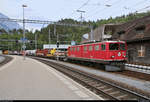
left=109, top=43, right=119, bottom=50
left=95, top=45, right=99, bottom=51
left=84, top=46, right=87, bottom=51
left=101, top=44, right=106, bottom=50
left=89, top=46, right=93, bottom=51
left=77, top=47, right=80, bottom=51
left=120, top=43, right=126, bottom=50
left=73, top=47, right=76, bottom=51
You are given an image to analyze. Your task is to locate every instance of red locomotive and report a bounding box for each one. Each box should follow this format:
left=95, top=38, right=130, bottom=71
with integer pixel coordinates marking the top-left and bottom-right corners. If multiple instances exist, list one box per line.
left=67, top=41, right=127, bottom=71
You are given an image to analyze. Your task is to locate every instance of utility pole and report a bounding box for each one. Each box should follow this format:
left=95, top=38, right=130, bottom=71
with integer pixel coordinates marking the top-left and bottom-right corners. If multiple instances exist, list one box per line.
left=90, top=26, right=93, bottom=41
left=35, top=33, right=37, bottom=50
left=7, top=34, right=9, bottom=54
left=77, top=10, right=85, bottom=23
left=101, top=25, right=105, bottom=41
left=54, top=24, right=56, bottom=36
left=22, top=4, right=27, bottom=60
left=56, top=34, right=59, bottom=61
left=57, top=33, right=59, bottom=43
left=49, top=28, right=51, bottom=52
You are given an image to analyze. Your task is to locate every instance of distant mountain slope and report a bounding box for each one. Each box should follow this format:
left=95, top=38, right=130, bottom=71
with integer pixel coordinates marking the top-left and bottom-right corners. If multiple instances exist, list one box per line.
left=0, top=13, right=21, bottom=31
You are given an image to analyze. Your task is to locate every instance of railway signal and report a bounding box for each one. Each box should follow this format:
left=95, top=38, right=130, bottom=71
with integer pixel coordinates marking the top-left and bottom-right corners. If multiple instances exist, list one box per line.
left=56, top=41, right=59, bottom=48
left=30, top=40, right=33, bottom=44
left=16, top=40, right=18, bottom=43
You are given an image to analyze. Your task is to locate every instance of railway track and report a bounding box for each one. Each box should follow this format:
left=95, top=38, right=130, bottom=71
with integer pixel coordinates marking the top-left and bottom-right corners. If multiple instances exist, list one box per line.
left=31, top=56, right=150, bottom=101
left=0, top=55, right=13, bottom=67
left=66, top=58, right=150, bottom=81
left=111, top=70, right=150, bottom=81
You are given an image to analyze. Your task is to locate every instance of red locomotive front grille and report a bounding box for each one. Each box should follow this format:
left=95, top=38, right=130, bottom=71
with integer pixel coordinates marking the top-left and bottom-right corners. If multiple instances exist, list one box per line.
left=107, top=51, right=126, bottom=61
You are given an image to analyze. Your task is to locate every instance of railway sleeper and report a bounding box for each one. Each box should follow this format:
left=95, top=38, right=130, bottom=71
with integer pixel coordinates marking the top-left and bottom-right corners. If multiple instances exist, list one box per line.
left=78, top=77, right=88, bottom=81
left=120, top=95, right=135, bottom=100
left=81, top=79, right=92, bottom=82
left=85, top=80, right=94, bottom=83
left=109, top=91, right=120, bottom=95
left=83, top=80, right=93, bottom=83
left=71, top=74, right=80, bottom=77
left=111, top=91, right=125, bottom=98
left=88, top=81, right=101, bottom=85
left=93, top=84, right=104, bottom=87
left=97, top=85, right=107, bottom=89
left=103, top=88, right=113, bottom=92
left=129, top=98, right=138, bottom=100
left=116, top=94, right=128, bottom=99
left=120, top=94, right=138, bottom=100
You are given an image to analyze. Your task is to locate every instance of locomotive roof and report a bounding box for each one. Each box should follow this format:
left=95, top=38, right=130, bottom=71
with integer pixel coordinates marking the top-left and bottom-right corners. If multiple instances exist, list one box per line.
left=102, top=41, right=125, bottom=43
left=70, top=41, right=125, bottom=47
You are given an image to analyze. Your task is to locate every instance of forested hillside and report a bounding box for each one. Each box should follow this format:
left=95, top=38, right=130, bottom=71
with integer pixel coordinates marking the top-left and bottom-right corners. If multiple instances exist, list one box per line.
left=0, top=11, right=150, bottom=51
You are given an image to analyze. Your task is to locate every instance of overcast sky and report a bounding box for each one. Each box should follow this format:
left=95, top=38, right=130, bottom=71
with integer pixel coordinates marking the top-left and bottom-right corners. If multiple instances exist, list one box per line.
left=1, top=0, right=150, bottom=31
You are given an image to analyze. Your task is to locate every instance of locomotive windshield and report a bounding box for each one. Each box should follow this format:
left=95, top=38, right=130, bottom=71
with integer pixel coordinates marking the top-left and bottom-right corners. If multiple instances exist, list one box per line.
left=120, top=43, right=126, bottom=50
left=109, top=43, right=126, bottom=50
left=109, top=43, right=119, bottom=50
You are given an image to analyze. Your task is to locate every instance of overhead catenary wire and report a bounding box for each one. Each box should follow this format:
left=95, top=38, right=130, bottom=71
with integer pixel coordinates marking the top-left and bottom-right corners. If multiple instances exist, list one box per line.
left=68, top=0, right=90, bottom=19
left=86, top=0, right=150, bottom=21
left=74, top=0, right=114, bottom=20
left=85, top=0, right=122, bottom=19
left=123, top=0, right=150, bottom=12
left=78, top=0, right=91, bottom=10
left=107, top=0, right=150, bottom=18
left=135, top=5, right=150, bottom=13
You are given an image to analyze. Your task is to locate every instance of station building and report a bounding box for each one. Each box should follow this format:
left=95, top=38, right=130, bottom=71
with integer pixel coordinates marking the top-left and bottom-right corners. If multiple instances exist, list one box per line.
left=112, top=15, right=150, bottom=65
left=80, top=24, right=120, bottom=44
left=81, top=15, right=150, bottom=65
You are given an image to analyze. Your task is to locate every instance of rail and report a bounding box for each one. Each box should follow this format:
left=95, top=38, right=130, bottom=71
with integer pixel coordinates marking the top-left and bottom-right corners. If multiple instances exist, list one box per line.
left=0, top=55, right=13, bottom=67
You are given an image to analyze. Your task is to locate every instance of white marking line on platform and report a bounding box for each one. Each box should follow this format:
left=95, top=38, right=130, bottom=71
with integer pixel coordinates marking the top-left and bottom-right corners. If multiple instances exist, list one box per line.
left=33, top=59, right=89, bottom=98
left=57, top=76, right=66, bottom=81
left=63, top=80, right=72, bottom=85
left=32, top=57, right=104, bottom=100
left=83, top=98, right=94, bottom=100
left=49, top=69, right=79, bottom=90
left=75, top=91, right=89, bottom=98
left=0, top=55, right=16, bottom=72
left=68, top=85, right=79, bottom=91
left=117, top=94, right=128, bottom=99
left=57, top=70, right=104, bottom=100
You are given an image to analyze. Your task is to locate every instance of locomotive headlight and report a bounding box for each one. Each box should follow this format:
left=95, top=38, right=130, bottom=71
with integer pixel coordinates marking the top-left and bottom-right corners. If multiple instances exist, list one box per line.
left=111, top=56, right=115, bottom=58
left=118, top=52, right=121, bottom=56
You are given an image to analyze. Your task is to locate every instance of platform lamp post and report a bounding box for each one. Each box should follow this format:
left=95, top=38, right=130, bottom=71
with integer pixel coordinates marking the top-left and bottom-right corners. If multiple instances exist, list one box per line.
left=22, top=4, right=27, bottom=60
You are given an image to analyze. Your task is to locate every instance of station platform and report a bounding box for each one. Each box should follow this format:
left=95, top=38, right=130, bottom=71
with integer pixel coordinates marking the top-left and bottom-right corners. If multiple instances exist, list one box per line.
left=0, top=55, right=102, bottom=100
